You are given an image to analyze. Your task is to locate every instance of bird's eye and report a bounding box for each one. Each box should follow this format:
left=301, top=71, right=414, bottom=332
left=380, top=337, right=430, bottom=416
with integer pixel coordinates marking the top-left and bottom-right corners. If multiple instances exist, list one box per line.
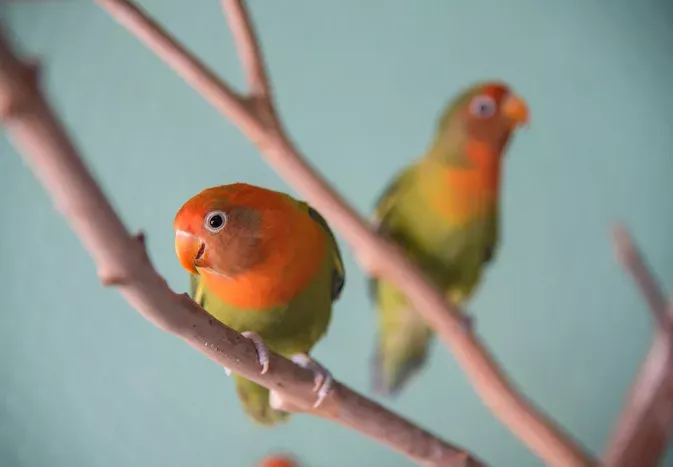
left=204, top=211, right=227, bottom=233
left=469, top=95, right=496, bottom=118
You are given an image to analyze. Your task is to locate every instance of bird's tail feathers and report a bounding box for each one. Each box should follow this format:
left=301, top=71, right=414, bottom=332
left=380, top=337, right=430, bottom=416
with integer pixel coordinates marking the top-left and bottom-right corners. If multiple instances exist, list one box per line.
left=234, top=375, right=291, bottom=427
left=371, top=330, right=431, bottom=397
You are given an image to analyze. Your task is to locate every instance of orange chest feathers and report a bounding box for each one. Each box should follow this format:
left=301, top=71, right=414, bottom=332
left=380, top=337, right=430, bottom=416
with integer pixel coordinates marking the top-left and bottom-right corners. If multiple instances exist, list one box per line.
left=202, top=204, right=327, bottom=310
left=427, top=141, right=502, bottom=226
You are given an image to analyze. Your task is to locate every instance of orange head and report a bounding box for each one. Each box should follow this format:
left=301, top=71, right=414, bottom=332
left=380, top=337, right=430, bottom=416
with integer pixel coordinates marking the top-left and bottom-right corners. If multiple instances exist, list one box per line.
left=431, top=81, right=530, bottom=164
left=173, top=184, right=265, bottom=279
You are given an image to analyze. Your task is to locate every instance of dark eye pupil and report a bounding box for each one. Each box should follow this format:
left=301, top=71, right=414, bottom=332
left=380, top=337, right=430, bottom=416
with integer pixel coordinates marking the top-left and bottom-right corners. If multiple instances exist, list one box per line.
left=209, top=215, right=223, bottom=229
left=479, top=103, right=490, bottom=114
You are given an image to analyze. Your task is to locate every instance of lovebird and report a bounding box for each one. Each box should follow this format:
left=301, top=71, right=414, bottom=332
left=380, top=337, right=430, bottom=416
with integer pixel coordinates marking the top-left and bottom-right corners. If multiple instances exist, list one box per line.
left=368, top=81, right=529, bottom=396
left=173, top=183, right=346, bottom=426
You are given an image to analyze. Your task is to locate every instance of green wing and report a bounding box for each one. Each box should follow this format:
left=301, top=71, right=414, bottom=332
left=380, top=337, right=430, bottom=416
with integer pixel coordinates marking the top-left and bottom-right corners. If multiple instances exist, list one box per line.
left=371, top=165, right=416, bottom=235
left=482, top=213, right=499, bottom=265
left=303, top=204, right=346, bottom=302
left=367, top=165, right=418, bottom=300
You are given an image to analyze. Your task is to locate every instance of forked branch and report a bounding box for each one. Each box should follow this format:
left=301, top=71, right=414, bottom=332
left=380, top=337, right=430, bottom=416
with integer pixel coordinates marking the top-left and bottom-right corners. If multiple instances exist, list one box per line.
left=9, top=0, right=671, bottom=465
left=602, top=226, right=673, bottom=467
left=93, top=0, right=595, bottom=465
left=0, top=26, right=482, bottom=467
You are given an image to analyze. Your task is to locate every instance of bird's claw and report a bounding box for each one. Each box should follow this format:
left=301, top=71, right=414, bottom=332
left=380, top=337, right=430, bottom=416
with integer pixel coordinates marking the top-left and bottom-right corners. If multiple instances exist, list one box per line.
left=242, top=331, right=270, bottom=375
left=291, top=353, right=334, bottom=408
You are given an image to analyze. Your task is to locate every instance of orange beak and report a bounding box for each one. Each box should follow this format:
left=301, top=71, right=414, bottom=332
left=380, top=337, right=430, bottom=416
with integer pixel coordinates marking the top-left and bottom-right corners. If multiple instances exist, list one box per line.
left=502, top=93, right=530, bottom=128
left=174, top=230, right=205, bottom=275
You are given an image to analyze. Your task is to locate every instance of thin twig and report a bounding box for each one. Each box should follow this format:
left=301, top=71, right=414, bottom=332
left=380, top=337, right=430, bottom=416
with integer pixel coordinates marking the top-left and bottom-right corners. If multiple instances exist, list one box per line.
left=602, top=226, right=673, bottom=467
left=91, top=0, right=596, bottom=465
left=0, top=27, right=483, bottom=467
left=220, top=0, right=272, bottom=102
left=611, top=225, right=671, bottom=329
left=602, top=329, right=673, bottom=467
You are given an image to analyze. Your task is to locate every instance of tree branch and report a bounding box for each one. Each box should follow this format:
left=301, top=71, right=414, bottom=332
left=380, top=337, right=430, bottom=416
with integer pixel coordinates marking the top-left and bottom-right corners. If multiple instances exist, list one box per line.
left=602, top=226, right=673, bottom=467
left=611, top=225, right=671, bottom=330
left=90, top=0, right=595, bottom=465
left=0, top=26, right=483, bottom=467
left=220, top=0, right=272, bottom=102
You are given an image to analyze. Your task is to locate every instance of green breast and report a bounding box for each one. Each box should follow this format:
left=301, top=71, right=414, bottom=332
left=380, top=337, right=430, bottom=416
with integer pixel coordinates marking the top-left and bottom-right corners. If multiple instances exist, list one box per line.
left=192, top=250, right=335, bottom=357
left=386, top=179, right=498, bottom=299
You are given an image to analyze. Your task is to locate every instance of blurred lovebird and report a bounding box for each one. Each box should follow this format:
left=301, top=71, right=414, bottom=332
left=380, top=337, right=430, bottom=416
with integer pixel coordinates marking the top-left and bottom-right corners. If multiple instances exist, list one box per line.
left=173, top=183, right=346, bottom=426
left=368, top=81, right=529, bottom=396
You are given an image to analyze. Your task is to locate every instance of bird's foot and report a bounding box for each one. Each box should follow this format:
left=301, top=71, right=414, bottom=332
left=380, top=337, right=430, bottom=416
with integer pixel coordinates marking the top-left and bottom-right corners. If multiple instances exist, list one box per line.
left=242, top=331, right=270, bottom=375
left=223, top=367, right=232, bottom=376
left=290, top=353, right=334, bottom=408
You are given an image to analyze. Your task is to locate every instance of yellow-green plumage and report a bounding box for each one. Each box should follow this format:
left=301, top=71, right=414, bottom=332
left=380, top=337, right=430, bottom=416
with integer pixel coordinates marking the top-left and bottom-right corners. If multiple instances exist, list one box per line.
left=369, top=164, right=499, bottom=395
left=368, top=81, right=526, bottom=395
left=186, top=197, right=345, bottom=426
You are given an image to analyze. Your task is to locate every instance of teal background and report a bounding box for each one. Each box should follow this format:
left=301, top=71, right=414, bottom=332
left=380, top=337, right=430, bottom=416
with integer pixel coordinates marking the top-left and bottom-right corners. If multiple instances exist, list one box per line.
left=1, top=1, right=673, bottom=466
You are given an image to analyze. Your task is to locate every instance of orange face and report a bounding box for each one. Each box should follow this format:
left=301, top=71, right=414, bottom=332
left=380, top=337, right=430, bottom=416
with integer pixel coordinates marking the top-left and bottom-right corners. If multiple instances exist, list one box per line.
left=173, top=183, right=329, bottom=310
left=460, top=82, right=529, bottom=151
left=173, top=185, right=263, bottom=278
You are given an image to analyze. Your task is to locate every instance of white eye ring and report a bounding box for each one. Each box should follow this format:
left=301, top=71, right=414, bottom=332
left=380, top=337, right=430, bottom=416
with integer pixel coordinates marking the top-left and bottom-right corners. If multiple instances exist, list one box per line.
left=204, top=210, right=227, bottom=233
left=469, top=95, right=496, bottom=118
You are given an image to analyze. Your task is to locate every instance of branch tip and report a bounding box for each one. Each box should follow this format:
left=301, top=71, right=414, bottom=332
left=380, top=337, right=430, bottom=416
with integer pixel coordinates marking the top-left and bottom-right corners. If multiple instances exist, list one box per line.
left=611, top=223, right=669, bottom=330
left=611, top=224, right=637, bottom=268
left=220, top=0, right=272, bottom=101
left=133, top=230, right=146, bottom=247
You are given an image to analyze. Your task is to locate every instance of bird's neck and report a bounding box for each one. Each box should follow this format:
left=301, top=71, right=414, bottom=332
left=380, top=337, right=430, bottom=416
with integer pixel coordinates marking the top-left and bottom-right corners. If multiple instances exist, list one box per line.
left=417, top=140, right=503, bottom=226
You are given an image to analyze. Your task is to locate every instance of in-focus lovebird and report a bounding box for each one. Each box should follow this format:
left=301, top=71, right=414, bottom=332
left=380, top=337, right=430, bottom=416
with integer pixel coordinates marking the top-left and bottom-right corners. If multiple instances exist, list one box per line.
left=173, top=183, right=346, bottom=426
left=368, top=81, right=529, bottom=396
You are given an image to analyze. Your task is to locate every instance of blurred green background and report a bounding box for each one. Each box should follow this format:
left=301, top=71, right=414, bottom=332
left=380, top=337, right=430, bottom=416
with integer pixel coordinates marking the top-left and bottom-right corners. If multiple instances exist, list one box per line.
left=2, top=1, right=673, bottom=466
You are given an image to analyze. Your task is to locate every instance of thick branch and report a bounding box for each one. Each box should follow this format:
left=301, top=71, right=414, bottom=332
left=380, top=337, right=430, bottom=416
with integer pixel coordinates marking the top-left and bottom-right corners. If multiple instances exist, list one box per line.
left=91, top=0, right=595, bottom=465
left=602, top=227, right=673, bottom=467
left=0, top=27, right=482, bottom=467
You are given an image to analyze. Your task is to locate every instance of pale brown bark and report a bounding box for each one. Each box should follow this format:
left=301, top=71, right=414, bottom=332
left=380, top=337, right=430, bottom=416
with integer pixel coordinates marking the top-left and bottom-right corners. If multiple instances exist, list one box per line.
left=601, top=227, right=673, bottom=467
left=90, top=0, right=594, bottom=465
left=0, top=25, right=482, bottom=467
left=3, top=1, right=672, bottom=465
